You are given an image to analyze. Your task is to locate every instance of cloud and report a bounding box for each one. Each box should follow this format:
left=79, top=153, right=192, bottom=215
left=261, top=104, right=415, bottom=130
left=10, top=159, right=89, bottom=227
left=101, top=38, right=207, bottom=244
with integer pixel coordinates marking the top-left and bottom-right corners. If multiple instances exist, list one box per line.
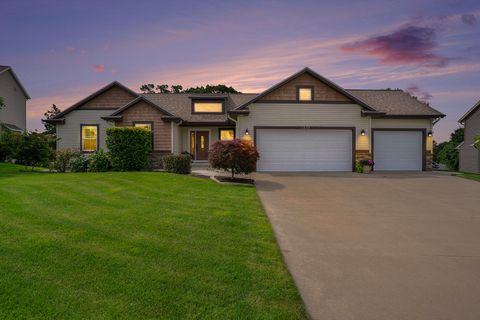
left=92, top=64, right=105, bottom=73
left=461, top=14, right=477, bottom=26
left=340, top=25, right=451, bottom=67
left=405, top=84, right=433, bottom=102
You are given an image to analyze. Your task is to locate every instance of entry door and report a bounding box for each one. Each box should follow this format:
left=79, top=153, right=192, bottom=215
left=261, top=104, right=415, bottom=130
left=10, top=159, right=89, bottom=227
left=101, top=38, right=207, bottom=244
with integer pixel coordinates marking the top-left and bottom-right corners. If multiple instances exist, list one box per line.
left=191, top=131, right=209, bottom=160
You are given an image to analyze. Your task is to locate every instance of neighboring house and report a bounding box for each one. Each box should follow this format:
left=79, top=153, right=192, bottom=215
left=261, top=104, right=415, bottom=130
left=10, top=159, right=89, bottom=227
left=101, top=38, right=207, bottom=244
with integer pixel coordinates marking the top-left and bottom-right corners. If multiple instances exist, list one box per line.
left=0, top=65, right=30, bottom=132
left=44, top=67, right=445, bottom=171
left=458, top=101, right=480, bottom=173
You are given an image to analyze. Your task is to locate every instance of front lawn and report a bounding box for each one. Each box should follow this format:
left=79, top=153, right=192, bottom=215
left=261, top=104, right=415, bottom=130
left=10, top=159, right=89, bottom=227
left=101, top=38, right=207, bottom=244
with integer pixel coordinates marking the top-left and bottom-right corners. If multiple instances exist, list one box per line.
left=0, top=163, right=305, bottom=319
left=458, top=172, right=480, bottom=182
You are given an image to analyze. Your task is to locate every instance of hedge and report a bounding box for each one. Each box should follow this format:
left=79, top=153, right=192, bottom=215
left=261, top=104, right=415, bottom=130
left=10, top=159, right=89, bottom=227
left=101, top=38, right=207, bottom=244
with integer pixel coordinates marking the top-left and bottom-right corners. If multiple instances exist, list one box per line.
left=162, top=154, right=191, bottom=174
left=106, top=127, right=151, bottom=171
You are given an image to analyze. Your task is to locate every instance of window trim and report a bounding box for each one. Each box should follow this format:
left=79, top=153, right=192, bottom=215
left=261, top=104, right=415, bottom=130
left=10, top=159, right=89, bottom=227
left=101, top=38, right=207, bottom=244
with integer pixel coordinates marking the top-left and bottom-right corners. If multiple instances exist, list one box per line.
left=296, top=85, right=314, bottom=102
left=191, top=100, right=225, bottom=114
left=80, top=124, right=99, bottom=153
left=218, top=128, right=236, bottom=141
left=133, top=121, right=154, bottom=150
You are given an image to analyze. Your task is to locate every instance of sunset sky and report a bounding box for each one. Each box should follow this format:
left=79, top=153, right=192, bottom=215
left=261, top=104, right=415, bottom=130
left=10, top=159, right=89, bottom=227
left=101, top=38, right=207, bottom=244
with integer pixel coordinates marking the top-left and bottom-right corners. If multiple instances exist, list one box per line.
left=1, top=0, right=479, bottom=142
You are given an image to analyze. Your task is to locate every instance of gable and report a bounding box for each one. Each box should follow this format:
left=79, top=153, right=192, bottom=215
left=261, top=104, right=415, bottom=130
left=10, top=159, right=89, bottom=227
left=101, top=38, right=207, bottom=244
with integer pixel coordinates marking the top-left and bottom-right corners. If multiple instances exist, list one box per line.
left=259, top=73, right=353, bottom=103
left=78, top=86, right=137, bottom=110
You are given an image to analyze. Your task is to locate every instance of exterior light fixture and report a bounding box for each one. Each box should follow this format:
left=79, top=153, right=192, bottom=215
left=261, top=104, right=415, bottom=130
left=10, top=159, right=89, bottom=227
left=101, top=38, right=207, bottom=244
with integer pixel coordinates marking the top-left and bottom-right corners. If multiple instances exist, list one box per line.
left=361, top=129, right=366, bottom=136
left=428, top=131, right=433, bottom=137
left=245, top=129, right=249, bottom=135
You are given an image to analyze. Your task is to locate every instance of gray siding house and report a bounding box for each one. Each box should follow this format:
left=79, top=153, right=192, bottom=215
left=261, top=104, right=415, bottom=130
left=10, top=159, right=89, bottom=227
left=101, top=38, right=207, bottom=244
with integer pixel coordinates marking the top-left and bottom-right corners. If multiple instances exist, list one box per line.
left=0, top=65, right=30, bottom=132
left=45, top=67, right=445, bottom=171
left=458, top=101, right=480, bottom=173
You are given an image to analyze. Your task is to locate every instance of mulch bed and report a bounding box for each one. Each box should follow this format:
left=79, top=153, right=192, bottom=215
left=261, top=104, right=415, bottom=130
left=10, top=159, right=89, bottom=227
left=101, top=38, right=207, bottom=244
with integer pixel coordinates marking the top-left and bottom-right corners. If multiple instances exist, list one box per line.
left=214, top=176, right=255, bottom=185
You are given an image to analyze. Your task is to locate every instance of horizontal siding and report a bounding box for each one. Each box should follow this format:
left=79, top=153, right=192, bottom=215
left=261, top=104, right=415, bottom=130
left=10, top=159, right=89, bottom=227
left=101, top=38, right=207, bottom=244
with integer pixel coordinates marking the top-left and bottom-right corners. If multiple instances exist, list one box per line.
left=56, top=110, right=113, bottom=150
left=460, top=109, right=480, bottom=172
left=0, top=71, right=27, bottom=131
left=237, top=103, right=370, bottom=150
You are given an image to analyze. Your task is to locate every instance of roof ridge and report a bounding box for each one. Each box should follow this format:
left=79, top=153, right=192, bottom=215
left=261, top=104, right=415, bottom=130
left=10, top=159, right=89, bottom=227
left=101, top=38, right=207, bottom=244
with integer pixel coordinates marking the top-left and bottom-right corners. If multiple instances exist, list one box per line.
left=346, top=88, right=403, bottom=91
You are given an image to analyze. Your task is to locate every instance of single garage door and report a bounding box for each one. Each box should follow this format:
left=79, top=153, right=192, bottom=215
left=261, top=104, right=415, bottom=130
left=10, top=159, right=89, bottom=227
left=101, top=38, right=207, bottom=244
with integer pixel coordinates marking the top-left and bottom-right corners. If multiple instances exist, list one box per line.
left=373, top=130, right=423, bottom=171
left=256, top=128, right=352, bottom=171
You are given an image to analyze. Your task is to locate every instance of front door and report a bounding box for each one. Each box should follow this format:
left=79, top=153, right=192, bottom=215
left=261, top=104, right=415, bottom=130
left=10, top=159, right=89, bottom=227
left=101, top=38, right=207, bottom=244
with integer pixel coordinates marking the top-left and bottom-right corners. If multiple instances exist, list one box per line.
left=191, top=131, right=209, bottom=160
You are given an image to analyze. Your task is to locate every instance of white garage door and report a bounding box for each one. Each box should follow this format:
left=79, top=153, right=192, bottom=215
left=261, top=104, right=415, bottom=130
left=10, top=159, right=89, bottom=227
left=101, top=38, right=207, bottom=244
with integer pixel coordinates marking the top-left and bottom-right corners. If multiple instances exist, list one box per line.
left=373, top=131, right=423, bottom=171
left=256, top=129, right=352, bottom=171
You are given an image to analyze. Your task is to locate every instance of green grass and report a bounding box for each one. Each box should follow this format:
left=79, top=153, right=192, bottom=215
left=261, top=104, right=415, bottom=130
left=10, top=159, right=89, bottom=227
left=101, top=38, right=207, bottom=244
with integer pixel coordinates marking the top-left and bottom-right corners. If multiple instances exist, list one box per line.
left=0, top=163, right=305, bottom=319
left=458, top=172, right=480, bottom=182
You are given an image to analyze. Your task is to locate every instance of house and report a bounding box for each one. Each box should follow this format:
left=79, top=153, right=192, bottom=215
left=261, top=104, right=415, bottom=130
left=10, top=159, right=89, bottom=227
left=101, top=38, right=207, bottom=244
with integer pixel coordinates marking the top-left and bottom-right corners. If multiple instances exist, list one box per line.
left=458, top=100, right=480, bottom=173
left=44, top=67, right=445, bottom=171
left=0, top=65, right=30, bottom=132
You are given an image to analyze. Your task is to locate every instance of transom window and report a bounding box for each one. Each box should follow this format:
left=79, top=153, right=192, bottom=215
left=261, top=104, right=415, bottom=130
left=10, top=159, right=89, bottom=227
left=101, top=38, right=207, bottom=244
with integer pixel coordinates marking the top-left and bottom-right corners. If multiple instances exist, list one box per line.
left=297, top=87, right=313, bottom=101
left=219, top=128, right=235, bottom=141
left=134, top=122, right=152, bottom=131
left=81, top=125, right=98, bottom=152
left=192, top=102, right=224, bottom=113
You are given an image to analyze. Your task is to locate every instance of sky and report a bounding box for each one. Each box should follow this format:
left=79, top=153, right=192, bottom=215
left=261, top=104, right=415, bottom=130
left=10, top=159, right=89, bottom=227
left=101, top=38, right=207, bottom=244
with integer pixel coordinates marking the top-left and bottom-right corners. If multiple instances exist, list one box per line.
left=1, top=0, right=479, bottom=142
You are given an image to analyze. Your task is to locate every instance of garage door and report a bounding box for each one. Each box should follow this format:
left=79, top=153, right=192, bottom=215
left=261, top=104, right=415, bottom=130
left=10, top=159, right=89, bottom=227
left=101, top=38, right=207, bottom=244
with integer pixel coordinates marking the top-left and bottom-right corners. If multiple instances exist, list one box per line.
left=256, top=128, right=352, bottom=171
left=373, top=130, right=423, bottom=171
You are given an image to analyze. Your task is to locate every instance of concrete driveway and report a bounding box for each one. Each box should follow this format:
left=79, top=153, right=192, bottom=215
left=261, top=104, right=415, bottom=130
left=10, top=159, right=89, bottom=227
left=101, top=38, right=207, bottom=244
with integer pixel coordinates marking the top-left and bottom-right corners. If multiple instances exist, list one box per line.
left=255, top=172, right=480, bottom=320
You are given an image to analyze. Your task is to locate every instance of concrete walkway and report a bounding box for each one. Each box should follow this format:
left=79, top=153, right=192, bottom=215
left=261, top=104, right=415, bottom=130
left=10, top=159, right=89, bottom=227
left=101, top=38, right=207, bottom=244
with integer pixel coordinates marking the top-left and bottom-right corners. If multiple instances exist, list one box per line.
left=255, top=172, right=480, bottom=320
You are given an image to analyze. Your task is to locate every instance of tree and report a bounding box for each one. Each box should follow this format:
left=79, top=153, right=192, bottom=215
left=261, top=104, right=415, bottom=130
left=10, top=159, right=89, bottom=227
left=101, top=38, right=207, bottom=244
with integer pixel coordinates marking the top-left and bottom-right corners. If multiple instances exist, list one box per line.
left=139, top=83, right=240, bottom=94
left=474, top=135, right=480, bottom=150
left=16, top=132, right=55, bottom=170
left=435, top=128, right=464, bottom=171
left=43, top=104, right=61, bottom=135
left=0, top=96, right=4, bottom=109
left=208, top=139, right=259, bottom=179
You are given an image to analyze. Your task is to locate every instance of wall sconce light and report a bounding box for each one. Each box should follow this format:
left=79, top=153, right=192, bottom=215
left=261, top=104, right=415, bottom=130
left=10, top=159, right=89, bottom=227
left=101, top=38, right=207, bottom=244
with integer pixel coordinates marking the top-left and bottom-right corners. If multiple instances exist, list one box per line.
left=245, top=129, right=249, bottom=135
left=428, top=131, right=433, bottom=137
left=361, top=129, right=366, bottom=136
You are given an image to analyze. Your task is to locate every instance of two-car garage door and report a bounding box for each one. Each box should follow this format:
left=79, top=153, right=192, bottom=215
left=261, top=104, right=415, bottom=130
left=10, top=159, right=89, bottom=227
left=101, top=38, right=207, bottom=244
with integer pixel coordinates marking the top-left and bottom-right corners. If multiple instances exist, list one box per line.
left=256, top=128, right=353, bottom=171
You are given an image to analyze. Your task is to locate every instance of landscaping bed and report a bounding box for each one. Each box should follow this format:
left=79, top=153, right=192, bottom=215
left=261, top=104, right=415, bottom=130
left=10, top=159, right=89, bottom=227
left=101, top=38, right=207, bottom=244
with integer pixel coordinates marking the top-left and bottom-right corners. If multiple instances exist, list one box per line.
left=0, top=163, right=305, bottom=319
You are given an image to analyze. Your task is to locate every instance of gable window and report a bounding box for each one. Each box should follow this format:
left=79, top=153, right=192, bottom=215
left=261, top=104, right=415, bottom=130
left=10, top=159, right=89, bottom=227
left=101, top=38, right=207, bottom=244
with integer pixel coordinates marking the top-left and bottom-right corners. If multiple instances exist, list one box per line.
left=192, top=101, right=224, bottom=114
left=81, top=125, right=98, bottom=152
left=297, top=87, right=313, bottom=101
left=219, top=128, right=235, bottom=141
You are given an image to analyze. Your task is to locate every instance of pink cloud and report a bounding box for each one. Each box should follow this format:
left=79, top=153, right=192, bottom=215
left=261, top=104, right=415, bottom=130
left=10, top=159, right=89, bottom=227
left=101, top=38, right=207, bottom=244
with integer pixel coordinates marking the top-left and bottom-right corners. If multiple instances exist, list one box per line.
left=340, top=25, right=451, bottom=67
left=406, top=84, right=433, bottom=102
left=92, top=64, right=105, bottom=73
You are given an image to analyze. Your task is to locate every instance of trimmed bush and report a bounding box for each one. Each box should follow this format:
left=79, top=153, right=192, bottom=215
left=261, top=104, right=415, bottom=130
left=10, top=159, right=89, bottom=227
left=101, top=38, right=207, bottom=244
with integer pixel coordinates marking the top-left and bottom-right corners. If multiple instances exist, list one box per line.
left=355, top=161, right=363, bottom=173
left=163, top=154, right=191, bottom=174
left=70, top=154, right=90, bottom=172
left=54, top=149, right=81, bottom=172
left=0, top=130, right=21, bottom=161
left=88, top=149, right=110, bottom=172
left=106, top=127, right=152, bottom=171
left=208, top=139, right=259, bottom=178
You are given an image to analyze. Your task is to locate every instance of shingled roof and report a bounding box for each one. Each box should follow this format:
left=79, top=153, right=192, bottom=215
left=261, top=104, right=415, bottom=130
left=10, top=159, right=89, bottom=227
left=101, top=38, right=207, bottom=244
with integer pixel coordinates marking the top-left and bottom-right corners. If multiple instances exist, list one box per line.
left=142, top=93, right=258, bottom=123
left=346, top=89, right=445, bottom=118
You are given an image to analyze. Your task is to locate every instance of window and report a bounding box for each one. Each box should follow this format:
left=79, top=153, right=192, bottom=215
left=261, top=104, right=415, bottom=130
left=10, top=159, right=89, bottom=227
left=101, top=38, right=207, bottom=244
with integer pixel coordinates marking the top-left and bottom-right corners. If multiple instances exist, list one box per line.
left=134, top=122, right=152, bottom=131
left=219, top=128, right=235, bottom=141
left=192, top=102, right=224, bottom=113
left=297, top=87, right=313, bottom=101
left=81, top=125, right=98, bottom=152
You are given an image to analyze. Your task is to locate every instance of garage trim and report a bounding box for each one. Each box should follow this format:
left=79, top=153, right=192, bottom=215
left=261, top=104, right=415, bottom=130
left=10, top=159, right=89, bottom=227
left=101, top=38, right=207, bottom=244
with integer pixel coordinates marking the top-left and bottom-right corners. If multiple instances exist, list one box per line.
left=254, top=126, right=356, bottom=171
left=371, top=128, right=426, bottom=171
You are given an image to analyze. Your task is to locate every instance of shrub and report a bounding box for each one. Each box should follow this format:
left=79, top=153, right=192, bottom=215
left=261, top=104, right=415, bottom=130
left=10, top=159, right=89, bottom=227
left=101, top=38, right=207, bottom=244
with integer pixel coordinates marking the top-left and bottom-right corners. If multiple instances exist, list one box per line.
left=70, top=154, right=90, bottom=172
left=163, top=154, right=191, bottom=174
left=208, top=139, right=259, bottom=178
left=88, top=149, right=110, bottom=172
left=106, top=127, right=151, bottom=171
left=0, top=130, right=21, bottom=161
left=16, top=132, right=55, bottom=170
left=474, top=135, right=480, bottom=150
left=53, top=149, right=81, bottom=172
left=355, top=161, right=363, bottom=173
